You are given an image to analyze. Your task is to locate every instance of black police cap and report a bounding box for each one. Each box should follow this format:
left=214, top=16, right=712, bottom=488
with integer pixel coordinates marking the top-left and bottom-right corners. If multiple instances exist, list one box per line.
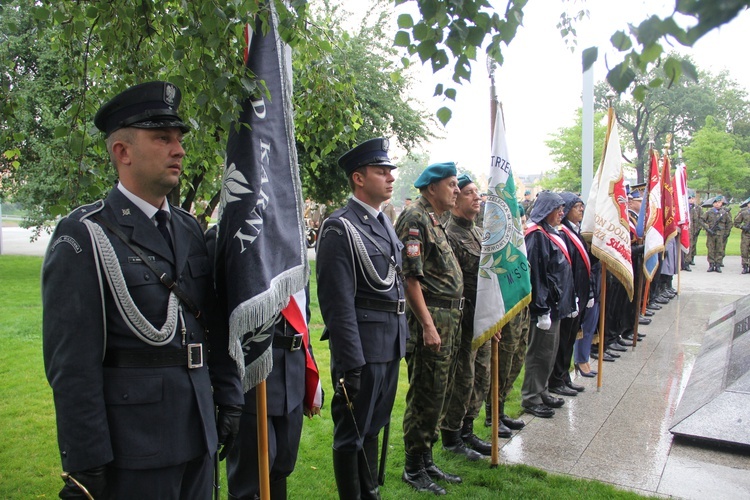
left=338, top=138, right=396, bottom=176
left=94, top=81, right=190, bottom=137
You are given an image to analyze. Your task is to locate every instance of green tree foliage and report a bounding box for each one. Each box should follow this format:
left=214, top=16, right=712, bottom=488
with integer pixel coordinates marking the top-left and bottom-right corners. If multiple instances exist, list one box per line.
left=684, top=116, right=750, bottom=200
left=594, top=61, right=750, bottom=181
left=392, top=151, right=429, bottom=205
left=541, top=109, right=607, bottom=193
left=295, top=1, right=433, bottom=205
left=399, top=0, right=750, bottom=124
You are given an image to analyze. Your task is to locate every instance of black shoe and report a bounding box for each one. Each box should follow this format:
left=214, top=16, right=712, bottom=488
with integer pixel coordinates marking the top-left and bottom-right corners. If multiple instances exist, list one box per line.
left=715, top=266, right=722, bottom=273
left=690, top=259, right=695, bottom=265
left=403, top=452, right=447, bottom=494
left=566, top=380, right=585, bottom=392
left=608, top=342, right=627, bottom=352
left=424, top=450, right=462, bottom=484
left=720, top=263, right=725, bottom=267
left=591, top=351, right=616, bottom=362
left=496, top=421, right=512, bottom=438
left=643, top=310, right=654, bottom=317
left=707, top=264, right=715, bottom=272
left=604, top=349, right=621, bottom=358
left=441, top=430, right=484, bottom=461
left=461, top=418, right=496, bottom=455
left=522, top=403, right=555, bottom=418
left=639, top=316, right=652, bottom=325
left=617, top=337, right=634, bottom=346
left=500, top=414, right=525, bottom=430
left=654, top=296, right=670, bottom=304
left=682, top=265, right=692, bottom=272
left=647, top=303, right=662, bottom=311
left=541, top=393, right=565, bottom=408
left=549, top=385, right=577, bottom=397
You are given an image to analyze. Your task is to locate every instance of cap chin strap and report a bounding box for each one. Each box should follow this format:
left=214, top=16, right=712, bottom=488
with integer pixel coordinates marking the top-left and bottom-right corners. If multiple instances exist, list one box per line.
left=116, top=108, right=183, bottom=130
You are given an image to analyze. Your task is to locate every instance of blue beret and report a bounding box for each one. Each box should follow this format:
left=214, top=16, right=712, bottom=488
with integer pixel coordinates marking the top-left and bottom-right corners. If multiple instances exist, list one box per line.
left=688, top=189, right=696, bottom=198
left=457, top=173, right=473, bottom=189
left=524, top=189, right=531, bottom=195
left=414, top=162, right=457, bottom=189
left=338, top=138, right=396, bottom=176
left=94, top=81, right=189, bottom=137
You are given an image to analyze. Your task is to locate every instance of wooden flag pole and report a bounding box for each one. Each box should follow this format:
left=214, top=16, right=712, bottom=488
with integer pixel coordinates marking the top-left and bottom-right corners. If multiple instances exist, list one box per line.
left=256, top=380, right=271, bottom=500
left=597, top=262, right=607, bottom=390
left=488, top=56, right=500, bottom=468
left=490, top=339, right=500, bottom=467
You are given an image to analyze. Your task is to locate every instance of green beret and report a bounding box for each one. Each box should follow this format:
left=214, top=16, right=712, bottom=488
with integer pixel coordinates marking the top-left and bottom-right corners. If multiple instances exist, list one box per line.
left=414, top=162, right=457, bottom=189
left=457, top=173, right=473, bottom=189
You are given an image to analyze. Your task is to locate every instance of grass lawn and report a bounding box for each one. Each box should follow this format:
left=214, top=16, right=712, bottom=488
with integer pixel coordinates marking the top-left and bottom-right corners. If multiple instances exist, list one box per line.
left=0, top=255, right=651, bottom=499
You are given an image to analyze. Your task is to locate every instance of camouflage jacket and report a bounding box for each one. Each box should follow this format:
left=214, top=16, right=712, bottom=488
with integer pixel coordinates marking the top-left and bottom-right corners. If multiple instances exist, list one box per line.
left=701, top=207, right=732, bottom=236
left=445, top=212, right=481, bottom=304
left=395, top=196, right=463, bottom=299
left=689, top=203, right=703, bottom=235
left=734, top=207, right=750, bottom=233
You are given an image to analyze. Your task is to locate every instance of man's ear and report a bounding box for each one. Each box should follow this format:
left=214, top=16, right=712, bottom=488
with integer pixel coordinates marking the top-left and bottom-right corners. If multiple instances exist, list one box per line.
left=112, top=140, right=131, bottom=167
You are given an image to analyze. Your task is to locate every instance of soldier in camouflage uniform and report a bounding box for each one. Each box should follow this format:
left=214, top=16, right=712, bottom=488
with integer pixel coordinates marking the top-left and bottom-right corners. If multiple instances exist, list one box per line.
left=443, top=174, right=494, bottom=457
left=396, top=162, right=464, bottom=495
left=702, top=196, right=732, bottom=272
left=734, top=197, right=750, bottom=274
left=720, top=201, right=732, bottom=267
left=687, top=191, right=702, bottom=266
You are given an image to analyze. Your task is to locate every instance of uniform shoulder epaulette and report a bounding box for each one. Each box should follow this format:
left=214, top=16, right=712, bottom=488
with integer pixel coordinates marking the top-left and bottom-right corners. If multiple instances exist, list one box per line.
left=68, top=200, right=105, bottom=222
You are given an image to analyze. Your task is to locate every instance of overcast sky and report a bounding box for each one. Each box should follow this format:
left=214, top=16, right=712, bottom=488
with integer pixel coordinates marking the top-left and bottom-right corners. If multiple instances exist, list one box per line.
left=339, top=1, right=750, bottom=181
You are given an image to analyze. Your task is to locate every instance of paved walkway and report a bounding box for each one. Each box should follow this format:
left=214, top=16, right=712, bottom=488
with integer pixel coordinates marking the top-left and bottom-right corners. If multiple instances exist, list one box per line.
left=496, top=256, right=750, bottom=499
left=5, top=226, right=749, bottom=498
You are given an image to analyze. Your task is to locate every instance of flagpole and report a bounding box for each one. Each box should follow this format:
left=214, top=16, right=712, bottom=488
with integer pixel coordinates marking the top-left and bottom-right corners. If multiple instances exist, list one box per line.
left=487, top=55, right=500, bottom=468
left=257, top=380, right=271, bottom=500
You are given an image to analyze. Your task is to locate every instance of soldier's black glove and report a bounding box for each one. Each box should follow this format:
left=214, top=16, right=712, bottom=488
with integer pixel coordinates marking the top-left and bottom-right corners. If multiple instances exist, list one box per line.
left=60, top=466, right=108, bottom=499
left=336, top=367, right=362, bottom=403
left=216, top=404, right=243, bottom=460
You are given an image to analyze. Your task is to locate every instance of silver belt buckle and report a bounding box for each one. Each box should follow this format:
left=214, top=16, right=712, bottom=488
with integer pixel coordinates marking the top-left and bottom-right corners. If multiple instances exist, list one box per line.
left=187, top=343, right=203, bottom=369
left=458, top=297, right=465, bottom=311
left=397, top=299, right=406, bottom=315
left=290, top=333, right=303, bottom=351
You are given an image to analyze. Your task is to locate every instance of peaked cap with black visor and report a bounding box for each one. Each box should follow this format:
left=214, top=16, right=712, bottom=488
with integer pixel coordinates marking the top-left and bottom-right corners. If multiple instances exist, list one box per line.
left=94, top=81, right=190, bottom=137
left=338, top=138, right=396, bottom=175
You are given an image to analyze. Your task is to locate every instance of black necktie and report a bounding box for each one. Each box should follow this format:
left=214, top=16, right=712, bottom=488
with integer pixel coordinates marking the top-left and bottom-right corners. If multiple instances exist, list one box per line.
left=155, top=210, right=174, bottom=254
left=377, top=212, right=386, bottom=227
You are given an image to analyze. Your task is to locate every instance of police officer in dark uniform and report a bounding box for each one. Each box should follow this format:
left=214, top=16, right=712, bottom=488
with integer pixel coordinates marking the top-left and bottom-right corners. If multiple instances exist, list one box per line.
left=316, top=138, right=408, bottom=499
left=42, top=81, right=244, bottom=499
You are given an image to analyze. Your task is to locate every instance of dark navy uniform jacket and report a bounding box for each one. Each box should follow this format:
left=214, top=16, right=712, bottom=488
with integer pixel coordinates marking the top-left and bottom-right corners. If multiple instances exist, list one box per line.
left=42, top=188, right=243, bottom=473
left=317, top=199, right=407, bottom=373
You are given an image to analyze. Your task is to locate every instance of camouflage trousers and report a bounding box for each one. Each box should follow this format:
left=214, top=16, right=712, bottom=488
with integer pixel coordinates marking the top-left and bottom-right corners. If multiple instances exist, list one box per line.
left=706, top=232, right=725, bottom=265
left=440, top=305, right=491, bottom=431
left=742, top=232, right=750, bottom=266
left=688, top=231, right=700, bottom=263
left=403, top=306, right=461, bottom=454
left=487, top=306, right=530, bottom=407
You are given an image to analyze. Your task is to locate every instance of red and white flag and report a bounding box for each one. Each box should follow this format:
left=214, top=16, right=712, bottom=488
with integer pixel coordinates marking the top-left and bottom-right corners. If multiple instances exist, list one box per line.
left=642, top=148, right=664, bottom=282
left=661, top=154, right=678, bottom=245
left=673, top=161, right=691, bottom=253
left=581, top=109, right=633, bottom=300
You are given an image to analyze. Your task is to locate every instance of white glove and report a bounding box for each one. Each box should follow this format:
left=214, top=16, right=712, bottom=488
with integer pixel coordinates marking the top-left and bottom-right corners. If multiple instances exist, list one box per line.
left=536, top=314, right=552, bottom=330
left=586, top=297, right=595, bottom=309
left=566, top=297, right=579, bottom=318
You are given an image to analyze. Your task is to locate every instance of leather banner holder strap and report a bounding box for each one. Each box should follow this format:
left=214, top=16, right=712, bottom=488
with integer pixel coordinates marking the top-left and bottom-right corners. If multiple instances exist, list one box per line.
left=92, top=214, right=204, bottom=325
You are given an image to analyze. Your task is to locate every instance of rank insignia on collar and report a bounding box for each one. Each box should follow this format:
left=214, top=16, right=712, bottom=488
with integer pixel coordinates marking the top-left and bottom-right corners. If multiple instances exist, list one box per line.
left=363, top=215, right=369, bottom=220
left=122, top=208, right=131, bottom=216
left=428, top=212, right=439, bottom=225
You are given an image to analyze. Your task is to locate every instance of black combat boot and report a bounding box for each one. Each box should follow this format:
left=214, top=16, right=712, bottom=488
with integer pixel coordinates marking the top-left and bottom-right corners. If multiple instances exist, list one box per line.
left=423, top=448, right=462, bottom=484
left=333, top=449, right=361, bottom=499
left=743, top=265, right=749, bottom=274
left=499, top=402, right=526, bottom=430
left=707, top=263, right=714, bottom=272
left=441, top=429, right=484, bottom=461
left=359, top=437, right=380, bottom=500
left=460, top=418, right=493, bottom=456
left=402, top=451, right=446, bottom=495
left=484, top=401, right=492, bottom=427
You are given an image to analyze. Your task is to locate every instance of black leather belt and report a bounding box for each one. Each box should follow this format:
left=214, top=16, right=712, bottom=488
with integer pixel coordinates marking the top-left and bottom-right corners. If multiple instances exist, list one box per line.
left=103, top=344, right=204, bottom=369
left=273, top=333, right=303, bottom=351
left=355, top=297, right=406, bottom=314
left=424, top=296, right=465, bottom=311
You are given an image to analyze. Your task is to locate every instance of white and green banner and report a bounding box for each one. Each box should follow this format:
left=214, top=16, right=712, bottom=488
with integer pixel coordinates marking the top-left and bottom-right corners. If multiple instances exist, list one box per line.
left=472, top=106, right=531, bottom=349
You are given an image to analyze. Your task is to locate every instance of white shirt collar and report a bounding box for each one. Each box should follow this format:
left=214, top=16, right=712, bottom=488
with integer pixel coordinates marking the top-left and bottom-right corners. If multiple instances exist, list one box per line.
left=117, top=182, right=171, bottom=221
left=351, top=195, right=381, bottom=220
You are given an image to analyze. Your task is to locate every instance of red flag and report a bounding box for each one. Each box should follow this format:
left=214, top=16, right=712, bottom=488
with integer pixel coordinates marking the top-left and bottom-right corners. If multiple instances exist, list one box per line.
left=673, top=162, right=691, bottom=253
left=642, top=148, right=664, bottom=282
left=661, top=155, right=678, bottom=244
left=281, top=292, right=321, bottom=411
